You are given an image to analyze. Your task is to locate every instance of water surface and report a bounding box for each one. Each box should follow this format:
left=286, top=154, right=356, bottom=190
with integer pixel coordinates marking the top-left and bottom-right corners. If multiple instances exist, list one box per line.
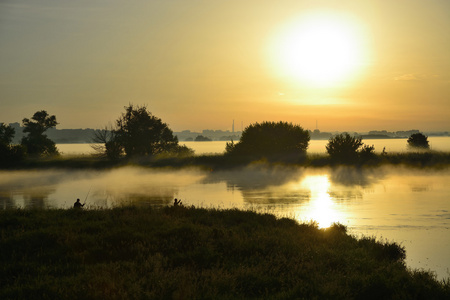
left=1, top=165, right=449, bottom=280
left=56, top=136, right=450, bottom=156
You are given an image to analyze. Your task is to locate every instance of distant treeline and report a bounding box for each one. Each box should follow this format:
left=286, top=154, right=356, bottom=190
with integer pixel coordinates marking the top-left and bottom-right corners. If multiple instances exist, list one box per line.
left=7, top=122, right=449, bottom=144
left=8, top=123, right=242, bottom=144
left=8, top=123, right=96, bottom=144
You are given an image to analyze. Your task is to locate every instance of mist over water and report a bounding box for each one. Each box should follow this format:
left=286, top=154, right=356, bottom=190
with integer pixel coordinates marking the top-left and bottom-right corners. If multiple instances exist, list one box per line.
left=1, top=165, right=449, bottom=280
left=0, top=167, right=205, bottom=209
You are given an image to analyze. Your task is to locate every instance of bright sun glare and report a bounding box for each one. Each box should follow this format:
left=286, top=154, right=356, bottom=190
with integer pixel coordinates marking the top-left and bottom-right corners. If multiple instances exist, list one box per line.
left=299, top=175, right=341, bottom=229
left=269, top=13, right=366, bottom=87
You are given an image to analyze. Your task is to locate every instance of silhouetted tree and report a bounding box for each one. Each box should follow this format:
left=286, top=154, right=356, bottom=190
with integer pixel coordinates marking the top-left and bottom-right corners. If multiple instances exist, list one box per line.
left=114, top=104, right=179, bottom=157
left=226, top=121, right=310, bottom=162
left=21, top=111, right=58, bottom=156
left=92, top=126, right=123, bottom=160
left=0, top=123, right=25, bottom=165
left=0, top=123, right=14, bottom=145
left=326, top=133, right=364, bottom=164
left=169, top=144, right=195, bottom=157
left=225, top=139, right=235, bottom=153
left=407, top=133, right=430, bottom=149
left=359, top=144, right=376, bottom=163
left=194, top=135, right=212, bottom=141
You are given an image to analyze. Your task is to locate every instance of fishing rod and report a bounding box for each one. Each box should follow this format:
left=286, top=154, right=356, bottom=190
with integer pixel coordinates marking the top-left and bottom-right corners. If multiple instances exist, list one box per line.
left=84, top=187, right=91, bottom=205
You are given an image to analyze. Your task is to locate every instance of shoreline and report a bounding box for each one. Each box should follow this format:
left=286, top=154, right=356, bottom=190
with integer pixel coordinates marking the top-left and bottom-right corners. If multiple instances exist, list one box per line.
left=2, top=151, right=450, bottom=171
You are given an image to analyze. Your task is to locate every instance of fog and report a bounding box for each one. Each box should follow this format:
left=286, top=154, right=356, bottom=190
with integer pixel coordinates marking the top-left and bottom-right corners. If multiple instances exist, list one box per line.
left=0, top=167, right=206, bottom=209
left=1, top=165, right=450, bottom=279
left=1, top=165, right=448, bottom=209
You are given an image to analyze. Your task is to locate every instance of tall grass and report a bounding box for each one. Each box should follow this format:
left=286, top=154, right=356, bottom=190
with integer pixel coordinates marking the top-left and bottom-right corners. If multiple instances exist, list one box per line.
left=3, top=150, right=450, bottom=171
left=1, top=206, right=449, bottom=299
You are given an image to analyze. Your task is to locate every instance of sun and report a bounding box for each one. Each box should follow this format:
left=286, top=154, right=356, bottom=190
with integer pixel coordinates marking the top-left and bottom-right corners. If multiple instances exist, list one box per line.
left=268, top=13, right=366, bottom=87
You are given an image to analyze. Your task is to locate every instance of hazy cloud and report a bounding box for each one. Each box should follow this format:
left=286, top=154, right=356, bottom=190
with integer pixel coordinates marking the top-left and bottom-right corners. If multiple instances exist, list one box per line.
left=393, top=74, right=420, bottom=81
left=393, top=73, right=440, bottom=81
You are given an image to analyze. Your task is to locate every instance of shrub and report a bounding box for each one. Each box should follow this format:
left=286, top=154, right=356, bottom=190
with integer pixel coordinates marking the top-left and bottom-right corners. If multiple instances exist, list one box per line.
left=326, top=133, right=363, bottom=163
left=226, top=121, right=310, bottom=162
left=326, top=133, right=377, bottom=164
left=359, top=144, right=376, bottom=163
left=407, top=133, right=430, bottom=150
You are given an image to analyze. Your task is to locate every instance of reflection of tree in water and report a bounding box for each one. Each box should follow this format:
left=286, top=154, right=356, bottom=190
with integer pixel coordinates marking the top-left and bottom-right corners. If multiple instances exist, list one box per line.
left=328, top=167, right=385, bottom=187
left=23, top=186, right=55, bottom=209
left=0, top=185, right=55, bottom=209
left=120, top=194, right=174, bottom=207
left=242, top=189, right=310, bottom=205
left=326, top=167, right=392, bottom=203
left=204, top=164, right=310, bottom=205
left=0, top=191, right=14, bottom=209
left=328, top=190, right=363, bottom=202
left=104, top=187, right=177, bottom=207
left=409, top=184, right=430, bottom=192
left=204, top=164, right=304, bottom=190
left=0, top=170, right=67, bottom=209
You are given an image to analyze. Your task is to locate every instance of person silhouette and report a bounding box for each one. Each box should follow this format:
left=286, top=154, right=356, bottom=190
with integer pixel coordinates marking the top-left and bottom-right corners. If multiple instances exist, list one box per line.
left=74, top=198, right=85, bottom=209
left=173, top=198, right=182, bottom=206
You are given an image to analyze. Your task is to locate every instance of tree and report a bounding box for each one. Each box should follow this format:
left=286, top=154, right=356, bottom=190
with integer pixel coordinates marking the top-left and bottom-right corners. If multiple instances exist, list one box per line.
left=407, top=133, right=430, bottom=150
left=194, top=135, right=212, bottom=141
left=169, top=144, right=195, bottom=157
left=359, top=144, right=376, bottom=163
left=21, top=111, right=59, bottom=156
left=0, top=123, right=25, bottom=165
left=113, top=104, right=180, bottom=157
left=0, top=123, right=15, bottom=146
left=92, top=126, right=123, bottom=160
left=326, top=133, right=364, bottom=164
left=226, top=121, right=310, bottom=161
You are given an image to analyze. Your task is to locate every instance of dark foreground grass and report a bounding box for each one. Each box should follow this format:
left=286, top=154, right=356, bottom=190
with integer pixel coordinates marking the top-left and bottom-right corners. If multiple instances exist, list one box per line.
left=1, top=207, right=449, bottom=300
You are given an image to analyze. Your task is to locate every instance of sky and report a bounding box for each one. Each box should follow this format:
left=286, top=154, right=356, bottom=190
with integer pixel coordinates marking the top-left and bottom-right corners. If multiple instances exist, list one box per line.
left=1, top=0, right=449, bottom=132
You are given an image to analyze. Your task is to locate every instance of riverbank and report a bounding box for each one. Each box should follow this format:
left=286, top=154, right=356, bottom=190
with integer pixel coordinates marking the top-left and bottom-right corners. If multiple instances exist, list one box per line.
left=3, top=150, right=450, bottom=170
left=1, top=206, right=449, bottom=299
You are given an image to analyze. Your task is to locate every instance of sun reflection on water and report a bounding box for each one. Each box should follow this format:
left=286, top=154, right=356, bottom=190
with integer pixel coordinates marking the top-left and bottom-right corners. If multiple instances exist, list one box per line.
left=294, top=175, right=343, bottom=229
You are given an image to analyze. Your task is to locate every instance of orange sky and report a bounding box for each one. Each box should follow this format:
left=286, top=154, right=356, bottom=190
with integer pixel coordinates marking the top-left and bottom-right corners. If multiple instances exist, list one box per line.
left=1, top=0, right=449, bottom=132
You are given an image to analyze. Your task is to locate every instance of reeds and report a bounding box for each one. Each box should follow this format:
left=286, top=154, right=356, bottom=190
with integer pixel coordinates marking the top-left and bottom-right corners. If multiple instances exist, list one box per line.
left=3, top=150, right=450, bottom=171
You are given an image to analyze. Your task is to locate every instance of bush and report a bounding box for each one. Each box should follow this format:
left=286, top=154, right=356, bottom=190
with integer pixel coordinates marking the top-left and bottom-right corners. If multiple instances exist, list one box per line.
left=226, top=121, right=310, bottom=162
left=170, top=144, right=195, bottom=157
left=326, top=133, right=377, bottom=164
left=359, top=144, right=377, bottom=163
left=326, top=133, right=363, bottom=163
left=407, top=133, right=430, bottom=150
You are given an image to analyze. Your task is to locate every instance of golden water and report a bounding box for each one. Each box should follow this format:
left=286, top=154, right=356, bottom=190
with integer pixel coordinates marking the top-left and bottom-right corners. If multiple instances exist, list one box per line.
left=1, top=165, right=449, bottom=280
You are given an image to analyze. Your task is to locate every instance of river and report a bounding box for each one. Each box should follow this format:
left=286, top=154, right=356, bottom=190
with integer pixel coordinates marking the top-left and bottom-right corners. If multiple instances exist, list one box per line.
left=1, top=164, right=449, bottom=280
left=56, top=136, right=450, bottom=156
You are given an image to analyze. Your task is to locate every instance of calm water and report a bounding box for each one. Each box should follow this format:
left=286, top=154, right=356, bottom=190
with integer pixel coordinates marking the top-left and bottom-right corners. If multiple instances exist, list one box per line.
left=57, top=136, right=450, bottom=156
left=1, top=165, right=449, bottom=280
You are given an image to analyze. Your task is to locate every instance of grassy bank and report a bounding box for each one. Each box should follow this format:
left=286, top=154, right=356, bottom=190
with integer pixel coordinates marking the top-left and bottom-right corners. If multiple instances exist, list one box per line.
left=1, top=206, right=449, bottom=299
left=2, top=150, right=450, bottom=171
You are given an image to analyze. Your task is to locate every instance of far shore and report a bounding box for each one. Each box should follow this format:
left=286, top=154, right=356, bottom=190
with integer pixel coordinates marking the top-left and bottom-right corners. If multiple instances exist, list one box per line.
left=2, top=150, right=450, bottom=171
